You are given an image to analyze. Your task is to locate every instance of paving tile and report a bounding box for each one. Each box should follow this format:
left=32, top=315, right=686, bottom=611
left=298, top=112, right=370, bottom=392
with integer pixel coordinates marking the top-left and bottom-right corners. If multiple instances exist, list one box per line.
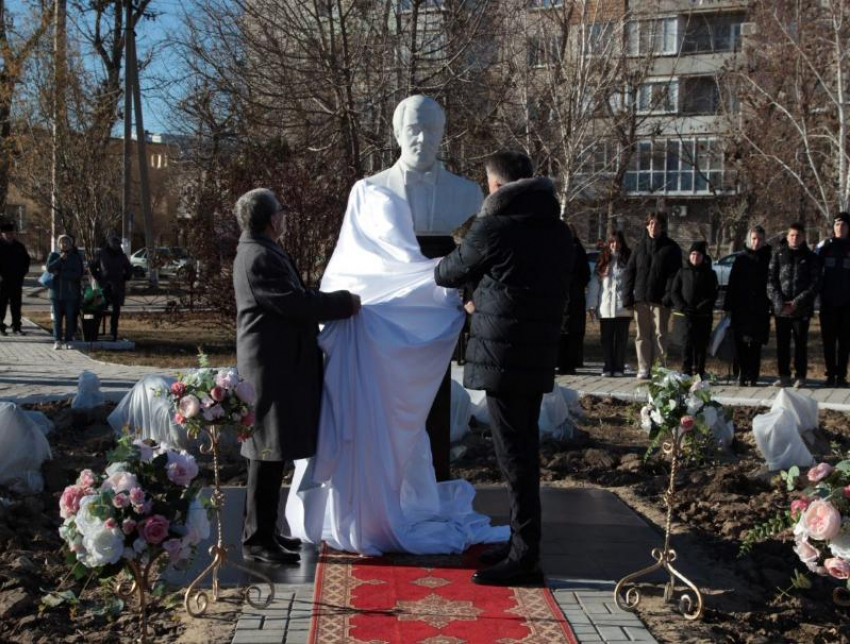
left=231, top=631, right=285, bottom=644
left=235, top=617, right=262, bottom=630
left=595, top=625, right=630, bottom=641
left=623, top=625, right=659, bottom=642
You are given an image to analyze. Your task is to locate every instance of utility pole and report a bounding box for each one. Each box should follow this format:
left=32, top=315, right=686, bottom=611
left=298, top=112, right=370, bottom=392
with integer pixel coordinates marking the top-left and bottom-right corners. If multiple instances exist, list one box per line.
left=121, top=0, right=132, bottom=255
left=51, top=0, right=67, bottom=253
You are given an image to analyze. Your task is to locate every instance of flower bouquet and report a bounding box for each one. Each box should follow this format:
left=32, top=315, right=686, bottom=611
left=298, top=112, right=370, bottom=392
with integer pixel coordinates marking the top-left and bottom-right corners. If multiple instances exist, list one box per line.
left=58, top=436, right=211, bottom=638
left=167, top=365, right=256, bottom=441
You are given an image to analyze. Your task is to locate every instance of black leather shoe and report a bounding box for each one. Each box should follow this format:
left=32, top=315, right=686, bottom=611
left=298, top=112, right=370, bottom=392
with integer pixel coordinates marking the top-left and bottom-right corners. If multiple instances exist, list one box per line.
left=479, top=543, right=510, bottom=565
left=826, top=377, right=837, bottom=388
left=11, top=328, right=24, bottom=336
left=0, top=328, right=6, bottom=337
left=472, top=559, right=544, bottom=587
left=275, top=534, right=302, bottom=551
left=242, top=543, right=300, bottom=564
left=838, top=378, right=849, bottom=388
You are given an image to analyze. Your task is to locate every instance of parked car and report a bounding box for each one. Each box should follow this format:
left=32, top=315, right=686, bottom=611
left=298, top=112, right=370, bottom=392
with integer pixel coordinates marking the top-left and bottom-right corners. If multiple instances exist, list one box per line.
left=712, top=252, right=742, bottom=290
left=130, top=247, right=196, bottom=280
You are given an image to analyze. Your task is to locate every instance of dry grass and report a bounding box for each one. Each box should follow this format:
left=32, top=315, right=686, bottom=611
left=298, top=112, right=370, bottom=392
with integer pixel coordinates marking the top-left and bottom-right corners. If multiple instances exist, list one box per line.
left=27, top=310, right=237, bottom=368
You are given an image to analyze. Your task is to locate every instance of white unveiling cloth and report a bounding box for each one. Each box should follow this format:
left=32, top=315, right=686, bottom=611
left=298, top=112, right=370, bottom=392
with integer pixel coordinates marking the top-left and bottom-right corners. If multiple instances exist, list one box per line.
left=284, top=181, right=508, bottom=555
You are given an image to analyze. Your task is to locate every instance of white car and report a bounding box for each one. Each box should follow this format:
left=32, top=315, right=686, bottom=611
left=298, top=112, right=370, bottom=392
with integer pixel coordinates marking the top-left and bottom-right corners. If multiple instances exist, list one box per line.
left=712, top=252, right=741, bottom=289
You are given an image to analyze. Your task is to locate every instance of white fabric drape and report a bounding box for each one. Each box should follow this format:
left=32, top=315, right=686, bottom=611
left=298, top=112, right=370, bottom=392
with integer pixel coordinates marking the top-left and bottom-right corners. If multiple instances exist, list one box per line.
left=284, top=182, right=508, bottom=555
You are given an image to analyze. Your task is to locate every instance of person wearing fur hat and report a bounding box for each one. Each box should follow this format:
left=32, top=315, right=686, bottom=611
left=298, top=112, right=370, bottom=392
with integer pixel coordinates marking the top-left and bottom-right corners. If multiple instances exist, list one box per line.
left=46, top=234, right=84, bottom=349
left=817, top=212, right=850, bottom=387
left=669, top=241, right=718, bottom=378
left=0, top=222, right=30, bottom=336
left=436, top=150, right=573, bottom=587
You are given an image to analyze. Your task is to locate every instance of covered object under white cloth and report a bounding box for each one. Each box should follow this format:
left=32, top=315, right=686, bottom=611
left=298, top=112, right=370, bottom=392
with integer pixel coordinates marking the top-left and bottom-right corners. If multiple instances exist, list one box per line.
left=285, top=181, right=508, bottom=555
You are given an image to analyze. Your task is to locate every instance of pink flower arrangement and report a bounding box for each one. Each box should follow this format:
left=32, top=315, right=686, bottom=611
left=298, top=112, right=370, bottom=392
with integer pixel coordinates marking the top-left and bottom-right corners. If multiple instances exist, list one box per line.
left=679, top=415, right=695, bottom=433
left=790, top=497, right=811, bottom=518
left=60, top=485, right=89, bottom=520
left=802, top=501, right=841, bottom=541
left=825, top=558, right=850, bottom=580
left=808, top=462, right=834, bottom=483
left=140, top=515, right=170, bottom=544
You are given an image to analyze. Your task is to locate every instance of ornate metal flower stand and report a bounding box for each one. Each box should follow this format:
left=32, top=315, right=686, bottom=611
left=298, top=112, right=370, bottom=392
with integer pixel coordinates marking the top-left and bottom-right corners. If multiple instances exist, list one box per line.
left=184, top=425, right=275, bottom=616
left=614, top=429, right=705, bottom=621
left=115, top=552, right=165, bottom=644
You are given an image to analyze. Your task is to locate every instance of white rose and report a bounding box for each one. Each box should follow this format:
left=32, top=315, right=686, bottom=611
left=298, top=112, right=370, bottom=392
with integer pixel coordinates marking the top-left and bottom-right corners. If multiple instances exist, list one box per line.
left=183, top=500, right=211, bottom=546
left=101, top=471, right=139, bottom=495
left=105, top=462, right=129, bottom=476
left=830, top=527, right=850, bottom=560
left=650, top=409, right=665, bottom=426
left=74, top=495, right=104, bottom=537
left=685, top=395, right=703, bottom=416
left=81, top=525, right=125, bottom=567
left=639, top=406, right=652, bottom=431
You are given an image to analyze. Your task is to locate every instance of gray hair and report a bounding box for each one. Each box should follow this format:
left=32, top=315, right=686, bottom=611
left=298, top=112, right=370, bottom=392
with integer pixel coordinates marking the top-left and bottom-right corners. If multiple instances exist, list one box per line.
left=235, top=188, right=280, bottom=235
left=392, top=95, right=446, bottom=141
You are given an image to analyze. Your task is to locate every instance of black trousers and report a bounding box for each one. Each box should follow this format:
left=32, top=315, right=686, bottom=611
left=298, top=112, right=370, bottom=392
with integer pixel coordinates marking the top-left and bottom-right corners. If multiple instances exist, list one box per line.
left=0, top=280, right=23, bottom=330
left=109, top=303, right=122, bottom=339
left=600, top=317, right=630, bottom=373
left=426, top=366, right=452, bottom=481
left=242, top=459, right=285, bottom=547
left=776, top=316, right=810, bottom=379
left=821, top=305, right=850, bottom=380
left=486, top=392, right=543, bottom=566
left=682, top=316, right=712, bottom=376
left=734, top=333, right=763, bottom=384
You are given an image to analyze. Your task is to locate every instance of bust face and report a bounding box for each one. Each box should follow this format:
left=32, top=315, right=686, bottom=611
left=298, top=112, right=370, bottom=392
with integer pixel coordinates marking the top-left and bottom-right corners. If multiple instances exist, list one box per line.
left=397, top=103, right=444, bottom=172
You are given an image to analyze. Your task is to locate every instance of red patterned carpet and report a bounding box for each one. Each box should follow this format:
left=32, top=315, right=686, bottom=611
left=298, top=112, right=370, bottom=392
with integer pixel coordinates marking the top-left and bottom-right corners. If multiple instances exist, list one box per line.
left=308, top=545, right=579, bottom=644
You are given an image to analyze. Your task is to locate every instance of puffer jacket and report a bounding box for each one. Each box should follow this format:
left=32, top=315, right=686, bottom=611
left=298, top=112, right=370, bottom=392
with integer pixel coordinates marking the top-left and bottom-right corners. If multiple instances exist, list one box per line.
left=817, top=236, right=850, bottom=308
left=435, top=177, right=574, bottom=395
left=724, top=245, right=772, bottom=343
left=562, top=238, right=590, bottom=333
left=669, top=258, right=718, bottom=317
left=46, top=248, right=84, bottom=302
left=623, top=233, right=682, bottom=308
left=767, top=240, right=821, bottom=318
left=587, top=257, right=632, bottom=318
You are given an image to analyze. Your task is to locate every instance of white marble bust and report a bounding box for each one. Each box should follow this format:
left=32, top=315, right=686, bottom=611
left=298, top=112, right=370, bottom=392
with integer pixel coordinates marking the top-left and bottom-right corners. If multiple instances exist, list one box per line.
left=364, top=95, right=483, bottom=237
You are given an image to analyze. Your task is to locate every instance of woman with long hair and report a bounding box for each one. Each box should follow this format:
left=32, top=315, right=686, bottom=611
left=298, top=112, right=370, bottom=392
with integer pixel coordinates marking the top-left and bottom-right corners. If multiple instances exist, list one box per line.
left=587, top=230, right=633, bottom=376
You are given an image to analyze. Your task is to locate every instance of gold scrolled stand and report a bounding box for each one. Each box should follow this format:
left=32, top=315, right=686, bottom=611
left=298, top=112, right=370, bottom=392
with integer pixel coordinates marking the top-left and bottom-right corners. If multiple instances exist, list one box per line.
left=614, top=428, right=705, bottom=621
left=114, top=551, right=165, bottom=644
left=183, top=425, right=275, bottom=616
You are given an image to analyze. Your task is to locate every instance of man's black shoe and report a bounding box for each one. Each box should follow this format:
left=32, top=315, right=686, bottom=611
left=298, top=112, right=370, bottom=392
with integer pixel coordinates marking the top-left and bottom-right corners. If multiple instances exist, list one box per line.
left=472, top=559, right=544, bottom=587
left=275, top=534, right=302, bottom=551
left=838, top=378, right=850, bottom=388
left=478, top=542, right=510, bottom=566
left=242, top=543, right=300, bottom=564
left=0, top=328, right=6, bottom=337
left=826, top=377, right=837, bottom=388
left=12, top=328, right=24, bottom=336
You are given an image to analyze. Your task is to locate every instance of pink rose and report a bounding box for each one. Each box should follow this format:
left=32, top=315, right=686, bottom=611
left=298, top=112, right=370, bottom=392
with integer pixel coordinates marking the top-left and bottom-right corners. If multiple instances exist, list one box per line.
left=200, top=395, right=214, bottom=409
left=170, top=381, right=187, bottom=398
left=790, top=497, right=811, bottom=518
left=112, top=493, right=130, bottom=509
left=76, top=469, right=97, bottom=490
left=235, top=381, right=255, bottom=405
left=210, top=386, right=225, bottom=402
left=825, top=557, right=850, bottom=580
left=162, top=538, right=184, bottom=562
left=808, top=462, right=834, bottom=483
left=845, top=485, right=850, bottom=500
left=102, top=471, right=139, bottom=495
left=166, top=452, right=199, bottom=487
left=122, top=519, right=137, bottom=535
left=802, top=500, right=842, bottom=541
left=129, top=487, right=145, bottom=507
left=59, top=485, right=86, bottom=519
left=105, top=518, right=117, bottom=529
left=178, top=395, right=201, bottom=419
left=679, top=415, right=695, bottom=433
left=794, top=537, right=822, bottom=574
left=215, top=369, right=239, bottom=390
left=140, top=515, right=170, bottom=544
left=173, top=412, right=186, bottom=425
left=241, top=411, right=255, bottom=427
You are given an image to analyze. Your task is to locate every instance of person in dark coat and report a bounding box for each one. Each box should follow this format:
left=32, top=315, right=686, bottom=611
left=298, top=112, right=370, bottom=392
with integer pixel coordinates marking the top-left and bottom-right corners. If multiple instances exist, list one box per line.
left=0, top=222, right=31, bottom=336
left=233, top=188, right=360, bottom=564
left=767, top=222, right=821, bottom=388
left=435, top=151, right=573, bottom=587
left=558, top=228, right=590, bottom=374
left=623, top=213, right=682, bottom=379
left=817, top=212, right=850, bottom=387
left=90, top=236, right=132, bottom=341
left=46, top=234, right=84, bottom=349
left=724, top=226, right=772, bottom=386
left=669, top=241, right=718, bottom=378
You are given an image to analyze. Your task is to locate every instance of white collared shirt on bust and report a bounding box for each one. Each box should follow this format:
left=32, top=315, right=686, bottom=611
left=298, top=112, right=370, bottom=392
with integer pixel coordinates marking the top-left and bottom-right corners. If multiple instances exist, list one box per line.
left=363, top=160, right=483, bottom=236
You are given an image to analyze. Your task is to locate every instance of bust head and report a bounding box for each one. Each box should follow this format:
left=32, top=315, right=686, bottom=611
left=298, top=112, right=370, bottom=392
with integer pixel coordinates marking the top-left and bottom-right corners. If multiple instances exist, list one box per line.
left=393, top=95, right=445, bottom=172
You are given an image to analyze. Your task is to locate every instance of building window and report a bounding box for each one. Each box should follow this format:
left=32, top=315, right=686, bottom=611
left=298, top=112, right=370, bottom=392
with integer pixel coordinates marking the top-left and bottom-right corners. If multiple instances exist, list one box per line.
left=681, top=12, right=745, bottom=54
left=529, top=0, right=563, bottom=7
left=636, top=80, right=678, bottom=113
left=398, top=0, right=443, bottom=12
left=624, top=138, right=728, bottom=194
left=627, top=17, right=679, bottom=56
left=578, top=139, right=618, bottom=175
left=150, top=153, right=168, bottom=169
left=586, top=21, right=614, bottom=56
left=680, top=76, right=720, bottom=115
left=5, top=204, right=25, bottom=232
left=527, top=34, right=561, bottom=67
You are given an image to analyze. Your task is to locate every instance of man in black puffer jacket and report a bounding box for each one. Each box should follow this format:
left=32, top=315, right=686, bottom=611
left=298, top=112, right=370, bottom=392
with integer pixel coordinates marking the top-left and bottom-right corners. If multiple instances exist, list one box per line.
left=435, top=151, right=573, bottom=587
left=670, top=241, right=718, bottom=378
left=767, top=222, right=821, bottom=388
left=623, top=213, right=682, bottom=379
left=817, top=212, right=850, bottom=387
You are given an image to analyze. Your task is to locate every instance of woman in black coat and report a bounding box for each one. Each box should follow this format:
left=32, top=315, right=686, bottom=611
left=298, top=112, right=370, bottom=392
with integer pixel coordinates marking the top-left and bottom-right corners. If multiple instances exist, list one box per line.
left=90, top=236, right=132, bottom=341
left=558, top=229, right=590, bottom=374
left=723, top=226, right=771, bottom=386
left=670, top=241, right=718, bottom=378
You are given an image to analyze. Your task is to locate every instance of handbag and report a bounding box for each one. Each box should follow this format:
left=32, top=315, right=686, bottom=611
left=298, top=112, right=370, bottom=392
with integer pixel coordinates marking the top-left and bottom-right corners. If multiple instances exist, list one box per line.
left=38, top=271, right=53, bottom=287
left=710, top=316, right=735, bottom=362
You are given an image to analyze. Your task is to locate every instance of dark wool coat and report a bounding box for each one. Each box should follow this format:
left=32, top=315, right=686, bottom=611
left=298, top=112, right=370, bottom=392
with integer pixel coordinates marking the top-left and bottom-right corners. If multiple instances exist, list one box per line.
left=434, top=177, right=574, bottom=395
left=234, top=232, right=354, bottom=462
left=817, top=237, right=850, bottom=308
left=562, top=238, right=590, bottom=334
left=0, top=239, right=30, bottom=284
left=670, top=259, right=718, bottom=318
left=623, top=233, right=682, bottom=308
left=46, top=249, right=84, bottom=302
left=767, top=241, right=821, bottom=318
left=724, top=245, right=772, bottom=344
left=91, top=247, right=132, bottom=306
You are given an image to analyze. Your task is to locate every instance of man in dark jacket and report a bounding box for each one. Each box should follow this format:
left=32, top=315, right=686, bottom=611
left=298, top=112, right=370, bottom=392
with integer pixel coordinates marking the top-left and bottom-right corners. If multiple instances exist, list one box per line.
left=767, top=222, right=821, bottom=388
left=724, top=226, right=772, bottom=386
left=623, top=213, right=682, bottom=379
left=435, top=151, right=573, bottom=586
left=817, top=212, right=850, bottom=387
left=233, top=188, right=360, bottom=564
left=90, top=236, right=132, bottom=341
left=0, top=222, right=31, bottom=336
left=558, top=230, right=590, bottom=374
left=670, top=241, right=718, bottom=378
